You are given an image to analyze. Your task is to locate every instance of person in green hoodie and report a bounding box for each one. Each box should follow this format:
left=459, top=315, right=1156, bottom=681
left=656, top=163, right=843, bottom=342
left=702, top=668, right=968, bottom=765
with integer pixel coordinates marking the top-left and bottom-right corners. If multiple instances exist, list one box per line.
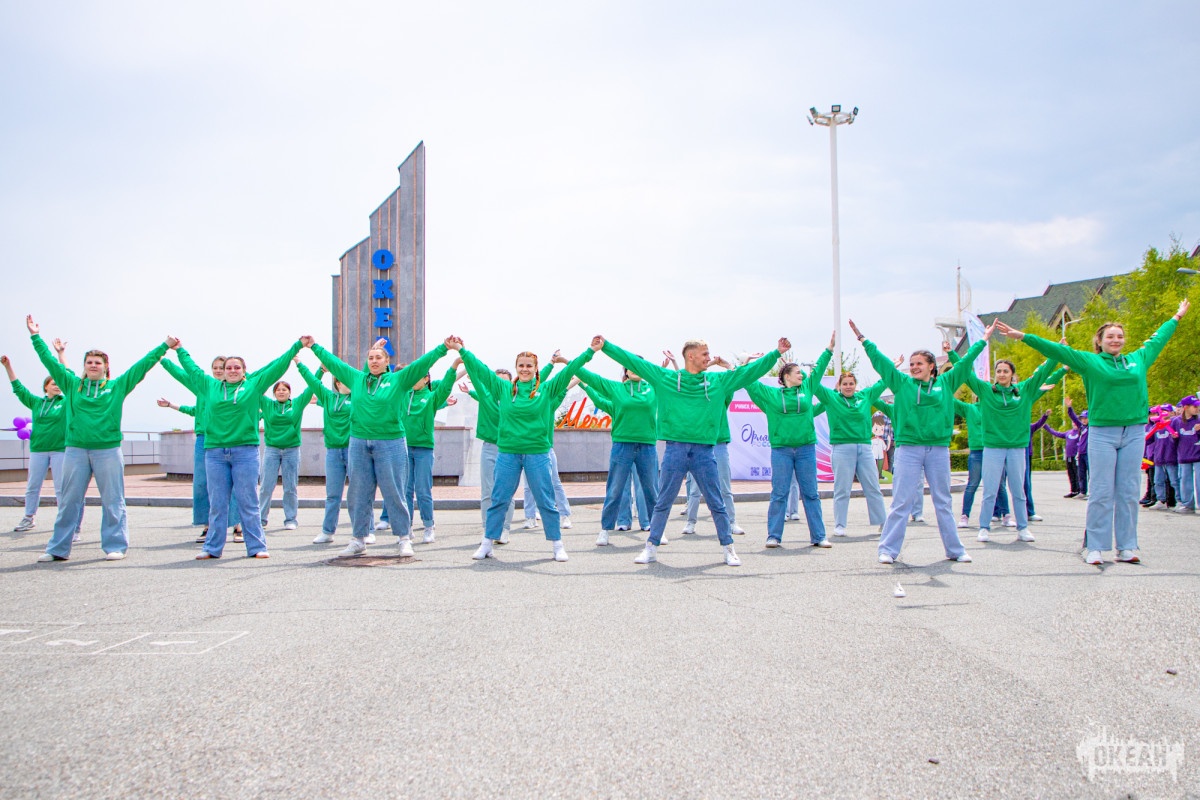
left=576, top=361, right=658, bottom=547
left=174, top=341, right=302, bottom=559
left=2, top=350, right=82, bottom=539
left=848, top=318, right=993, bottom=565
left=400, top=362, right=461, bottom=543
left=258, top=372, right=316, bottom=531
left=296, top=364, right=351, bottom=545
left=743, top=344, right=830, bottom=548
left=26, top=314, right=175, bottom=562
left=449, top=336, right=601, bottom=562
left=301, top=334, right=451, bottom=559
left=961, top=355, right=1065, bottom=543
left=995, top=298, right=1189, bottom=565
left=599, top=335, right=790, bottom=567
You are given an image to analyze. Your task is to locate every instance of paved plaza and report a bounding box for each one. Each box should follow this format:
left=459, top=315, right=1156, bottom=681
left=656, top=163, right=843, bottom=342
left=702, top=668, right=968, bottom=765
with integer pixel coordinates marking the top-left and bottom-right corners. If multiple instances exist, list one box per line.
left=0, top=472, right=1196, bottom=799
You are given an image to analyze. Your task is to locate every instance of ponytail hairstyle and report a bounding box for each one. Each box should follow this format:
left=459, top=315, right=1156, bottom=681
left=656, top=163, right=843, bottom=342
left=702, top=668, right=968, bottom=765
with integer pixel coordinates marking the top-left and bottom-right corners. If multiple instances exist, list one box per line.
left=1093, top=322, right=1125, bottom=353
left=777, top=363, right=801, bottom=386
left=513, top=351, right=540, bottom=398
left=995, top=359, right=1018, bottom=378
left=912, top=350, right=938, bottom=379
left=83, top=349, right=110, bottom=380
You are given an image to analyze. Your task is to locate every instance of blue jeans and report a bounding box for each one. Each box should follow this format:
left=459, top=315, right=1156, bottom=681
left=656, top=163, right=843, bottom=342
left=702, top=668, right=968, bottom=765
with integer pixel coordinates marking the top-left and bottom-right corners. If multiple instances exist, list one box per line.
left=323, top=447, right=348, bottom=534
left=602, top=442, right=658, bottom=531
left=686, top=442, right=736, bottom=525
left=523, top=448, right=571, bottom=520
left=830, top=442, right=886, bottom=528
left=348, top=437, right=410, bottom=540
left=617, top=467, right=650, bottom=530
left=786, top=477, right=800, bottom=517
left=259, top=445, right=300, bottom=526
left=406, top=446, right=435, bottom=528
left=879, top=445, right=965, bottom=560
left=1024, top=447, right=1035, bottom=515
left=46, top=447, right=125, bottom=559
left=654, top=442, right=731, bottom=547
left=489, top=452, right=562, bottom=541
left=480, top=442, right=515, bottom=532
left=979, top=448, right=1028, bottom=530
left=203, top=446, right=268, bottom=557
left=1178, top=461, right=1199, bottom=509
left=24, top=450, right=82, bottom=533
left=1154, top=461, right=1179, bottom=504
left=1085, top=425, right=1143, bottom=553
left=769, top=445, right=825, bottom=543
left=193, top=434, right=209, bottom=525
left=962, top=449, right=1009, bottom=518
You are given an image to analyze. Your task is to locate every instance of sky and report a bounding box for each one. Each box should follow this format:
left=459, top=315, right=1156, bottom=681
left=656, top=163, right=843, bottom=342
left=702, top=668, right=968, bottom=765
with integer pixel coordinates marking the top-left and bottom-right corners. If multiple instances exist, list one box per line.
left=1, top=1, right=1197, bottom=433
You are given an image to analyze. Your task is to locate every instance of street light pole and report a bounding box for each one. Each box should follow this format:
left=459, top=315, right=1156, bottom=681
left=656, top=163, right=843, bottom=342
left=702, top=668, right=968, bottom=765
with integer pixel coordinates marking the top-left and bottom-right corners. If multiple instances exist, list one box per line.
left=809, top=105, right=859, bottom=376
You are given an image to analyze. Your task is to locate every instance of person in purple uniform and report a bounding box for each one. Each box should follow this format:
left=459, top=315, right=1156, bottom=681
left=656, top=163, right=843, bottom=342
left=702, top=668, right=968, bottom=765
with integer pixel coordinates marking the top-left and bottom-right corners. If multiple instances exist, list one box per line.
left=1067, top=399, right=1090, bottom=498
left=1172, top=396, right=1200, bottom=514
left=1147, top=406, right=1179, bottom=510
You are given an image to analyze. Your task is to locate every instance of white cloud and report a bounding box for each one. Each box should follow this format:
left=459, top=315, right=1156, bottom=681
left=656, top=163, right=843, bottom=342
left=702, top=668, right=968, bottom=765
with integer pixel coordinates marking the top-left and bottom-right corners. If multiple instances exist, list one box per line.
left=952, top=216, right=1104, bottom=254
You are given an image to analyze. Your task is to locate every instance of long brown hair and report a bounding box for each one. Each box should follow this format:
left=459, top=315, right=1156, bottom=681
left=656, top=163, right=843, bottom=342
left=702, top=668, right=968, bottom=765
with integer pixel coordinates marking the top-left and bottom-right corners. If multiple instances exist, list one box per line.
left=1093, top=322, right=1124, bottom=353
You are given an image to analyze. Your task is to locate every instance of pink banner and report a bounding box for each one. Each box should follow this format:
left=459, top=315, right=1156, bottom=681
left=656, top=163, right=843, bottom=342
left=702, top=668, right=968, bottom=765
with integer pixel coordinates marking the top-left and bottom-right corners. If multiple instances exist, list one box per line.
left=727, top=386, right=833, bottom=482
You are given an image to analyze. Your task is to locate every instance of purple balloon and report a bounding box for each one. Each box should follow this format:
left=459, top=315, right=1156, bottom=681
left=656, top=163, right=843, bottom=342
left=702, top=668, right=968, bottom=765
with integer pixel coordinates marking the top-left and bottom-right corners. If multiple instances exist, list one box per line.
left=23, top=417, right=32, bottom=427
left=16, top=428, right=31, bottom=440
left=12, top=417, right=25, bottom=429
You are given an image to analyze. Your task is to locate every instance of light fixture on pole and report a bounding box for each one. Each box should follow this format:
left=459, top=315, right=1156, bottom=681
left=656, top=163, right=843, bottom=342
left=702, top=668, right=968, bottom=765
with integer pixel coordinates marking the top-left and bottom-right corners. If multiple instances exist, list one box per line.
left=808, top=104, right=859, bottom=374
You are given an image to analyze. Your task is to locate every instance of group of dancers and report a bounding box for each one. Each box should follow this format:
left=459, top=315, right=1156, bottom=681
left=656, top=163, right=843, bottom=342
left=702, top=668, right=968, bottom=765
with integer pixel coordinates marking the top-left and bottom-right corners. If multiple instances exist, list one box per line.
left=4, top=297, right=1191, bottom=567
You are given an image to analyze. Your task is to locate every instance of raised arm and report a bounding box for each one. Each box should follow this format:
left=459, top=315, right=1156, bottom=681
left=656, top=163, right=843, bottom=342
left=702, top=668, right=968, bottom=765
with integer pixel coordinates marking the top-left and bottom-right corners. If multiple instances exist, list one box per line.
left=541, top=338, right=603, bottom=398
left=161, top=356, right=200, bottom=394
left=1020, top=357, right=1063, bottom=397
left=1068, top=403, right=1084, bottom=429
left=114, top=338, right=175, bottom=395
left=454, top=347, right=507, bottom=402
left=943, top=336, right=990, bottom=390
left=295, top=361, right=336, bottom=407
left=30, top=332, right=76, bottom=392
left=1136, top=301, right=1188, bottom=369
left=392, top=342, right=451, bottom=389
left=430, top=365, right=459, bottom=407
left=0, top=354, right=16, bottom=385
left=575, top=366, right=618, bottom=402
left=725, top=341, right=787, bottom=392
left=250, top=340, right=305, bottom=393
left=579, top=382, right=615, bottom=416
left=803, top=345, right=833, bottom=394
left=994, top=320, right=1092, bottom=373
left=52, top=338, right=69, bottom=367
left=307, top=339, right=363, bottom=389
left=600, top=340, right=671, bottom=389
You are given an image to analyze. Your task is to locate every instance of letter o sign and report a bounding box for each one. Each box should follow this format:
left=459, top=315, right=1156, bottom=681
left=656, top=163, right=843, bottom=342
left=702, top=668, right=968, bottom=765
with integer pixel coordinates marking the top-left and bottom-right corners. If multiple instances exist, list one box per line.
left=372, top=249, right=395, bottom=270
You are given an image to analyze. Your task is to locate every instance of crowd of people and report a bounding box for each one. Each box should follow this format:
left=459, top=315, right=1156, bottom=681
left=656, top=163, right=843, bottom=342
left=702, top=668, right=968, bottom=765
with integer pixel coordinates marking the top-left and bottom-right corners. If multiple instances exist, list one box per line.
left=4, top=299, right=1191, bottom=568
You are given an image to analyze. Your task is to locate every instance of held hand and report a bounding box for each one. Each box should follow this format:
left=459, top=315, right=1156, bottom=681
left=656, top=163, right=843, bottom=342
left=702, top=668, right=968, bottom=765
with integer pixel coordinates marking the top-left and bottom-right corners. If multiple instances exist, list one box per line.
left=166, top=336, right=180, bottom=349
left=457, top=381, right=470, bottom=393
left=25, top=315, right=38, bottom=335
left=941, top=340, right=951, bottom=354
left=777, top=337, right=791, bottom=353
left=829, top=330, right=836, bottom=351
left=1178, top=298, right=1191, bottom=319
left=552, top=349, right=569, bottom=365
left=982, top=321, right=997, bottom=341
left=300, top=335, right=315, bottom=348
left=156, top=398, right=171, bottom=408
left=847, top=319, right=863, bottom=340
left=444, top=335, right=462, bottom=351
left=445, top=396, right=458, bottom=407
left=52, top=338, right=68, bottom=354
left=994, top=321, right=1023, bottom=340
left=590, top=335, right=605, bottom=352
left=373, top=338, right=388, bottom=350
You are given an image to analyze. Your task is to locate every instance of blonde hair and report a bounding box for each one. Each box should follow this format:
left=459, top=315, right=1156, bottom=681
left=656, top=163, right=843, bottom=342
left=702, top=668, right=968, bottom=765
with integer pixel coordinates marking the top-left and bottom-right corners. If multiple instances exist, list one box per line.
left=681, top=339, right=708, bottom=357
left=513, top=352, right=540, bottom=398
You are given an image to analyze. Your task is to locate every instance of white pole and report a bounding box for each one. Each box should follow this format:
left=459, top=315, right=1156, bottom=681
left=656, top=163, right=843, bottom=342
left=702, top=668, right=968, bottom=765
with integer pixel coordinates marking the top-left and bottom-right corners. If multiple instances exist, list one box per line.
left=829, top=119, right=842, bottom=375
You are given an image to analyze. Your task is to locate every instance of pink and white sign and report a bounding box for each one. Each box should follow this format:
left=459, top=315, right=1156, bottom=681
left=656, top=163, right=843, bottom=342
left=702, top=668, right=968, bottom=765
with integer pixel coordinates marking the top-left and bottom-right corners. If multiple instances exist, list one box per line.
left=726, top=385, right=834, bottom=482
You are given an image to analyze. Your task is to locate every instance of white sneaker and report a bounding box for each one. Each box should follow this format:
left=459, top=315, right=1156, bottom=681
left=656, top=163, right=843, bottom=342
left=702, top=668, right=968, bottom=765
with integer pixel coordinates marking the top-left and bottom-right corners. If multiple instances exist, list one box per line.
left=1150, top=501, right=1168, bottom=510
left=374, top=520, right=391, bottom=531
left=1002, top=514, right=1017, bottom=528
left=397, top=537, right=415, bottom=557
left=765, top=538, right=781, bottom=548
left=1084, top=550, right=1103, bottom=565
left=991, top=515, right=1002, bottom=523
left=340, top=538, right=366, bottom=557
left=561, top=518, right=572, bottom=529
left=660, top=532, right=669, bottom=545
left=957, top=514, right=969, bottom=528
left=498, top=530, right=511, bottom=545
left=472, top=539, right=495, bottom=560
left=1027, top=514, right=1043, bottom=522
left=37, top=553, right=62, bottom=562
left=13, top=516, right=35, bottom=532
left=730, top=524, right=746, bottom=535
left=616, top=525, right=630, bottom=531
left=312, top=532, right=335, bottom=544
left=365, top=533, right=377, bottom=545
left=681, top=521, right=696, bottom=535
left=786, top=513, right=801, bottom=521
left=523, top=518, right=538, bottom=530
left=833, top=526, right=846, bottom=537
left=104, top=551, right=126, bottom=561
left=977, top=529, right=990, bottom=542
left=878, top=553, right=894, bottom=564
left=1116, top=550, right=1140, bottom=563
left=1016, top=528, right=1036, bottom=542
left=813, top=539, right=832, bottom=548
left=1173, top=505, right=1195, bottom=514
left=283, top=521, right=298, bottom=530
left=422, top=527, right=436, bottom=544
left=952, top=552, right=973, bottom=562
left=71, top=531, right=81, bottom=543
left=911, top=515, right=925, bottom=524
left=596, top=530, right=610, bottom=546
left=723, top=544, right=741, bottom=566
left=553, top=541, right=568, bottom=562
left=634, top=544, right=657, bottom=564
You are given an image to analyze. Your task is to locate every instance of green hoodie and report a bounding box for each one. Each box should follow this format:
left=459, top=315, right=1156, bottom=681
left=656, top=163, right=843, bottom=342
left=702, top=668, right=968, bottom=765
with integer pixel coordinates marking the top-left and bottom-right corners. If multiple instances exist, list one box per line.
left=468, top=364, right=555, bottom=445
left=32, top=334, right=168, bottom=450
left=9, top=380, right=67, bottom=452
left=161, top=359, right=209, bottom=436
left=954, top=398, right=984, bottom=451
left=807, top=350, right=887, bottom=445
left=297, top=363, right=352, bottom=450
left=403, top=366, right=458, bottom=450
left=175, top=343, right=302, bottom=449
left=260, top=384, right=316, bottom=450
left=460, top=348, right=594, bottom=454
left=862, top=337, right=986, bottom=446
left=310, top=342, right=449, bottom=440
left=742, top=349, right=830, bottom=448
left=601, top=341, right=781, bottom=445
left=577, top=367, right=656, bottom=445
left=960, top=357, right=1065, bottom=448
left=1021, top=317, right=1177, bottom=428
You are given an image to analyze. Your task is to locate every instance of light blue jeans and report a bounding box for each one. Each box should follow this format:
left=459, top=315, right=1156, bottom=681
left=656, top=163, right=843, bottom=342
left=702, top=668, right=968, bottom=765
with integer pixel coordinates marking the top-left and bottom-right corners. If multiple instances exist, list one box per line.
left=617, top=467, right=650, bottom=529
left=831, top=442, right=887, bottom=529
left=46, top=447, right=125, bottom=559
left=480, top=442, right=515, bottom=532
left=786, top=477, right=800, bottom=518
left=25, top=450, right=84, bottom=531
left=602, top=442, right=658, bottom=531
left=323, top=447, right=348, bottom=535
left=348, top=437, right=410, bottom=541
left=259, top=445, right=300, bottom=526
left=1085, top=425, right=1144, bottom=552
left=203, top=446, right=267, bottom=557
left=406, top=446, right=435, bottom=528
left=490, top=452, right=561, bottom=541
left=686, top=442, right=736, bottom=525
left=768, top=445, right=825, bottom=543
left=1177, top=461, right=1199, bottom=510
left=1153, top=461, right=1179, bottom=504
left=654, top=442, right=731, bottom=547
left=193, top=434, right=209, bottom=525
left=523, top=448, right=571, bottom=521
left=979, top=448, right=1028, bottom=531
left=962, top=449, right=1009, bottom=518
left=879, top=445, right=964, bottom=560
